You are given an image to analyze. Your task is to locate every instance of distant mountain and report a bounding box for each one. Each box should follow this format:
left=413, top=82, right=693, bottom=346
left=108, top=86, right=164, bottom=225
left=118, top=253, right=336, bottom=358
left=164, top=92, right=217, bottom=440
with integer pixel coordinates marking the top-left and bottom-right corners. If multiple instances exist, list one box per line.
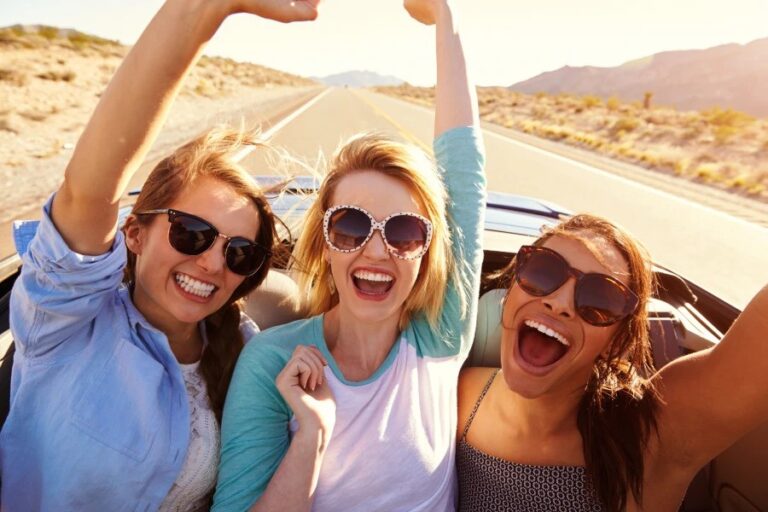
left=509, top=37, right=768, bottom=116
left=315, top=70, right=404, bottom=87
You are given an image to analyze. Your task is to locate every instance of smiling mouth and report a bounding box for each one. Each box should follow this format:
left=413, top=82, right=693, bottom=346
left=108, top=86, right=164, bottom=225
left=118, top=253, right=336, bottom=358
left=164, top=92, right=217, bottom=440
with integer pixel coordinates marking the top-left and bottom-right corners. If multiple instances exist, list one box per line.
left=518, top=320, right=570, bottom=368
left=175, top=272, right=217, bottom=299
left=352, top=269, right=394, bottom=296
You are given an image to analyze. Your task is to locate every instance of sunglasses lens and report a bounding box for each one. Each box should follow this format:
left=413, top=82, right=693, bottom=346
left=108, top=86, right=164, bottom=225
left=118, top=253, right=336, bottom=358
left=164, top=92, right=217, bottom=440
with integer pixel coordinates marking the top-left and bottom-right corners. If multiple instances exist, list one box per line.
left=575, top=274, right=632, bottom=326
left=516, top=248, right=569, bottom=296
left=328, top=208, right=372, bottom=251
left=169, top=215, right=216, bottom=255
left=384, top=215, right=429, bottom=258
left=226, top=238, right=267, bottom=276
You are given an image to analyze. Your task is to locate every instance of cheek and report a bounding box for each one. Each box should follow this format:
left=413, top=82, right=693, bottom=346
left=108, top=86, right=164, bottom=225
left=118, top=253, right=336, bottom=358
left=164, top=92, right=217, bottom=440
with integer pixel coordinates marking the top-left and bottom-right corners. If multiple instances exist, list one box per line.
left=585, top=324, right=620, bottom=358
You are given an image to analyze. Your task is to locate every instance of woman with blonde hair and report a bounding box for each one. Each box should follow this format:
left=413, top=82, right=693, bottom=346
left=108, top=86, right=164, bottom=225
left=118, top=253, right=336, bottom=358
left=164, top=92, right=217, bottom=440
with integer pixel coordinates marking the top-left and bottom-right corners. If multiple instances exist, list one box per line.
left=1, top=0, right=318, bottom=510
left=457, top=214, right=768, bottom=511
left=213, top=0, right=486, bottom=510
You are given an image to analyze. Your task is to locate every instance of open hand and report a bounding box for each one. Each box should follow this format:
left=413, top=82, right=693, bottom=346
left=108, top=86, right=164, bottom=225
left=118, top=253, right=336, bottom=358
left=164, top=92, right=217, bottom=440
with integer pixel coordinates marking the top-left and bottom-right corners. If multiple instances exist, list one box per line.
left=276, top=345, right=336, bottom=434
left=233, top=0, right=321, bottom=23
left=404, top=0, right=441, bottom=25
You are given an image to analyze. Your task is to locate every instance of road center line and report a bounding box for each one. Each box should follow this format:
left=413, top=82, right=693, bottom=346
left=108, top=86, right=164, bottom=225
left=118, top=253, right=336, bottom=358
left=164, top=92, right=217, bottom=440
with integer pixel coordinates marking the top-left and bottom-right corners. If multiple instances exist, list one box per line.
left=351, top=90, right=433, bottom=155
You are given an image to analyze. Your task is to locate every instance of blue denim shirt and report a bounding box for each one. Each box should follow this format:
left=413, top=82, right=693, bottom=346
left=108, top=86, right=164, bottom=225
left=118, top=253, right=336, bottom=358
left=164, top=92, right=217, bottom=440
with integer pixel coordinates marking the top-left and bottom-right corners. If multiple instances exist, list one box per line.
left=1, top=198, right=256, bottom=511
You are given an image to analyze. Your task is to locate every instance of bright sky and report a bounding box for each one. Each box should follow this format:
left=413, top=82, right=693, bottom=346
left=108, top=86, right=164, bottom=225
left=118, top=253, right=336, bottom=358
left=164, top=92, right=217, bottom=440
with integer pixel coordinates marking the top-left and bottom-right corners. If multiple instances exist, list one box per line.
left=1, top=0, right=767, bottom=86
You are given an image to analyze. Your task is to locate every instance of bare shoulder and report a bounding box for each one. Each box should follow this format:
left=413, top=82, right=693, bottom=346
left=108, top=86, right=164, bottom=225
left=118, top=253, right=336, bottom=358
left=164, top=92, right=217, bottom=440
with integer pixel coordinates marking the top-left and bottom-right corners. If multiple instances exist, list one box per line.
left=457, top=367, right=499, bottom=438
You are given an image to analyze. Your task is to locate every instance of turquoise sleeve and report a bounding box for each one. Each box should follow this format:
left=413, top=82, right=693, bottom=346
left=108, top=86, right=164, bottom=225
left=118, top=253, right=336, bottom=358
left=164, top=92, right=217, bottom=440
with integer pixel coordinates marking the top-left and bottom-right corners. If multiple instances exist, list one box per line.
left=212, top=328, right=296, bottom=511
left=411, top=126, right=486, bottom=359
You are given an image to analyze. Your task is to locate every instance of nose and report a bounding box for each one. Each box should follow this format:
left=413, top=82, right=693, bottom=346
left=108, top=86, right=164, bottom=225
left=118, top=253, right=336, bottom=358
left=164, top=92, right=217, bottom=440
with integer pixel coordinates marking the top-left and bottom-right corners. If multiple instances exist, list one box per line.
left=362, top=228, right=390, bottom=260
left=541, top=277, right=576, bottom=320
left=195, top=236, right=227, bottom=274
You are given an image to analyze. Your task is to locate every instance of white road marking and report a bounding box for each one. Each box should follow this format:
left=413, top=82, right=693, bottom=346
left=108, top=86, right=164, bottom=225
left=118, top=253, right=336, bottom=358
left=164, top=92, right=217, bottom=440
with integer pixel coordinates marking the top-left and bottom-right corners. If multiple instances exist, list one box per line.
left=231, top=88, right=333, bottom=162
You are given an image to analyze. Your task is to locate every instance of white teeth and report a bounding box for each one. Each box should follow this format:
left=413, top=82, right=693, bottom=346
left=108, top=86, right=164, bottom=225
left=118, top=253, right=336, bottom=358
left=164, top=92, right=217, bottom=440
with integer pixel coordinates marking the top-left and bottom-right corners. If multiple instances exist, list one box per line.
left=524, top=320, right=570, bottom=346
left=175, top=273, right=215, bottom=298
left=352, top=270, right=394, bottom=282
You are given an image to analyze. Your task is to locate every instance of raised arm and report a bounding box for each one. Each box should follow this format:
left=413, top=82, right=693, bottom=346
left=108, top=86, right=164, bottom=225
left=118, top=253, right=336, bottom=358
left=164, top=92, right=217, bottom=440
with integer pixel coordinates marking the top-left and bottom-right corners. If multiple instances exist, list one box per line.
left=52, top=0, right=319, bottom=255
left=405, top=0, right=479, bottom=137
left=655, top=284, right=768, bottom=472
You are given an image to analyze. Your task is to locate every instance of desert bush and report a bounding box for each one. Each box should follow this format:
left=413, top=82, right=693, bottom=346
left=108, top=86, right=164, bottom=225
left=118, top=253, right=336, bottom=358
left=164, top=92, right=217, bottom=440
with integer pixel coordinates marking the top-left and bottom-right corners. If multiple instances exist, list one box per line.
left=702, top=107, right=754, bottom=128
left=38, top=26, right=59, bottom=40
left=0, top=68, right=28, bottom=86
left=36, top=70, right=76, bottom=82
left=713, top=125, right=738, bottom=145
left=609, top=116, right=640, bottom=138
left=67, top=31, right=116, bottom=48
left=694, top=163, right=722, bottom=183
left=582, top=95, right=602, bottom=108
left=606, top=96, right=620, bottom=111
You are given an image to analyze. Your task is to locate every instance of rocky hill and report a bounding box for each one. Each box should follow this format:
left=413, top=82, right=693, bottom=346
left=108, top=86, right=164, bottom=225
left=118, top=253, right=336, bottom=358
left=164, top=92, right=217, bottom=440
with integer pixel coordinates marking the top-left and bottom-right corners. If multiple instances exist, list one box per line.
left=509, top=37, right=768, bottom=117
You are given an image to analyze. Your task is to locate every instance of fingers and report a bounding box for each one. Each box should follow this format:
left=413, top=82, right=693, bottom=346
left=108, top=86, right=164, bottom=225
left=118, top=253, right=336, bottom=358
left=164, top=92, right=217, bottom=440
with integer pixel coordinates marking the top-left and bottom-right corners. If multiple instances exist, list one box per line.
left=288, top=345, right=328, bottom=392
left=404, top=0, right=437, bottom=25
left=235, top=0, right=321, bottom=23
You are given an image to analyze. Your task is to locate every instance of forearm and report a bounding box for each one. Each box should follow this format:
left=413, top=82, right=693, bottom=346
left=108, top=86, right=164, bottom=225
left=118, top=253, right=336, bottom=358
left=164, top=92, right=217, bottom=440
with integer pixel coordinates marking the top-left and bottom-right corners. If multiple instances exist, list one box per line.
left=657, top=284, right=768, bottom=468
left=434, top=0, right=478, bottom=137
left=54, top=0, right=231, bottom=253
left=249, top=429, right=329, bottom=512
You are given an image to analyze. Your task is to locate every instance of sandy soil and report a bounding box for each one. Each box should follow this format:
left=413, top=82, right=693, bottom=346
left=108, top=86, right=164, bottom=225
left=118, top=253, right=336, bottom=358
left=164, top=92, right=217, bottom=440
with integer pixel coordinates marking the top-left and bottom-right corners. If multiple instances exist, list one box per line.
left=0, top=26, right=316, bottom=225
left=376, top=85, right=768, bottom=203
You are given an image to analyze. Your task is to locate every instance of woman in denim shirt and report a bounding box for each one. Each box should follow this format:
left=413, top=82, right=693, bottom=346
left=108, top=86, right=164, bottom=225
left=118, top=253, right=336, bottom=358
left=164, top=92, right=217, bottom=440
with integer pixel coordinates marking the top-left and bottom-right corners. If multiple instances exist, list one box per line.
left=0, top=1, right=319, bottom=510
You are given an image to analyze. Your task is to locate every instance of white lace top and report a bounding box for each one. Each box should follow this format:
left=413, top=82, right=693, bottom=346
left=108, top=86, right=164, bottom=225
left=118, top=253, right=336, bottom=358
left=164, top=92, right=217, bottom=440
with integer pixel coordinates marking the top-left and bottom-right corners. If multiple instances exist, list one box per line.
left=158, top=361, right=219, bottom=512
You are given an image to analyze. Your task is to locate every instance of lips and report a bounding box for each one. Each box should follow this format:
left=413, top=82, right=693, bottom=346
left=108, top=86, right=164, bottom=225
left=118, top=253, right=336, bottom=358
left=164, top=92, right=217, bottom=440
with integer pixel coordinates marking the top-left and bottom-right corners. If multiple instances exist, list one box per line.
left=515, top=318, right=572, bottom=371
left=351, top=269, right=395, bottom=296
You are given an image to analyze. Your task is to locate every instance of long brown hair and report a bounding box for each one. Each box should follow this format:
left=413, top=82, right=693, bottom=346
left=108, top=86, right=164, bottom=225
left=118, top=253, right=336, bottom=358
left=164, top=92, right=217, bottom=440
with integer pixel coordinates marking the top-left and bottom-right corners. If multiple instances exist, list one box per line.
left=496, top=214, right=660, bottom=512
left=123, top=127, right=281, bottom=422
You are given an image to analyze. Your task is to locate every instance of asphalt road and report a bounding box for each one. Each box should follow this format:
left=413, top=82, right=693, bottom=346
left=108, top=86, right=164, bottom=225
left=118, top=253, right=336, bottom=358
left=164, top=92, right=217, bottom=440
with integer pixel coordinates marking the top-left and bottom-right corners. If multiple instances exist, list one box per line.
left=242, top=87, right=768, bottom=309
left=4, top=87, right=767, bottom=308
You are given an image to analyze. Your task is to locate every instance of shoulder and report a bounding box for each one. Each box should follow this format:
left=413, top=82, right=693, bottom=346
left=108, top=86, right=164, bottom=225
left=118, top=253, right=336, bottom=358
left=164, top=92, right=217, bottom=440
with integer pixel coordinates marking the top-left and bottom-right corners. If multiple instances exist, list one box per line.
left=459, top=367, right=498, bottom=400
left=240, top=315, right=322, bottom=366
left=458, top=367, right=498, bottom=432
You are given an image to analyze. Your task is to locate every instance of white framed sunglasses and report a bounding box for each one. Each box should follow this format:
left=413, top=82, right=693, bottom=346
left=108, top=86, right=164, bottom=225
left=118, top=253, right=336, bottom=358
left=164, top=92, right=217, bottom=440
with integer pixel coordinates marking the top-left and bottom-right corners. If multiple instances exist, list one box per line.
left=322, top=205, right=433, bottom=260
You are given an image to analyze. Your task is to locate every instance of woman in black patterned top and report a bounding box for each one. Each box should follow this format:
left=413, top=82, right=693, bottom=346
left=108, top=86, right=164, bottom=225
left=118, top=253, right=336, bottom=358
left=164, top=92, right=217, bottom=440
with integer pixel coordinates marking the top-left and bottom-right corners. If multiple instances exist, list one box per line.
left=457, top=214, right=768, bottom=512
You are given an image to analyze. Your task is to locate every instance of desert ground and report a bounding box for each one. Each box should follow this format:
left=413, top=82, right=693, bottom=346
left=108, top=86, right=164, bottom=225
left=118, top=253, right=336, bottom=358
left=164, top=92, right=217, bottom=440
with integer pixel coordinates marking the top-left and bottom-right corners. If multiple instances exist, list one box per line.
left=376, top=84, right=768, bottom=203
left=0, top=25, right=316, bottom=226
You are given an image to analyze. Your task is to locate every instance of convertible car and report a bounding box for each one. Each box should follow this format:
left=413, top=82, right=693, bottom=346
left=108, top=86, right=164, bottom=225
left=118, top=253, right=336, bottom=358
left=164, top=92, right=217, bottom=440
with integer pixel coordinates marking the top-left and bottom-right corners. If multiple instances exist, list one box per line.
left=0, top=177, right=764, bottom=511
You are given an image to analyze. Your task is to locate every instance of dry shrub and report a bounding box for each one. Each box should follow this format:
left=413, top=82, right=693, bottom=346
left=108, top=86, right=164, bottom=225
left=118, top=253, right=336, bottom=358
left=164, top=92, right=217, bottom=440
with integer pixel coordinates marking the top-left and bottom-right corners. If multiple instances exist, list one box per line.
left=582, top=95, right=602, bottom=108
left=0, top=68, right=27, bottom=86
left=36, top=69, right=76, bottom=82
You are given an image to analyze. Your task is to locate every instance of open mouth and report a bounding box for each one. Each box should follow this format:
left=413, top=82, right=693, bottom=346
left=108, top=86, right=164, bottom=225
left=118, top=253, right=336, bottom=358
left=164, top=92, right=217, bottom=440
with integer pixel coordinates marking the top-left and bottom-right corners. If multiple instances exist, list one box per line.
left=175, top=272, right=217, bottom=299
left=352, top=269, right=394, bottom=296
left=517, top=319, right=570, bottom=368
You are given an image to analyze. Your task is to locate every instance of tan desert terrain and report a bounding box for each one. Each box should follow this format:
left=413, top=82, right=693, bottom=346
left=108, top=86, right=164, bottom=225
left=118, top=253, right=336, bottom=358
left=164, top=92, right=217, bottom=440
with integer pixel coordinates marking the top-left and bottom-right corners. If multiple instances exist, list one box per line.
left=376, top=84, right=768, bottom=203
left=0, top=25, right=316, bottom=226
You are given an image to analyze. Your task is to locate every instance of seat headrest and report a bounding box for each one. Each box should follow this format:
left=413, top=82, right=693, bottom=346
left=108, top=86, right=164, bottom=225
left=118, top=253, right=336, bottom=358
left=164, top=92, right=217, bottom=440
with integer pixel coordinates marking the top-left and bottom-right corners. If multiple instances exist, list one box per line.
left=468, top=288, right=505, bottom=367
left=244, top=270, right=308, bottom=331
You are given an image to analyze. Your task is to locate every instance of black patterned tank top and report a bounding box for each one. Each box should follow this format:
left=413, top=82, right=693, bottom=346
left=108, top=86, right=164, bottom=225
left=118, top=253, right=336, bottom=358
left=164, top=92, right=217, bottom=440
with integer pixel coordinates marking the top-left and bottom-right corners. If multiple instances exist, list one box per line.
left=456, top=370, right=605, bottom=512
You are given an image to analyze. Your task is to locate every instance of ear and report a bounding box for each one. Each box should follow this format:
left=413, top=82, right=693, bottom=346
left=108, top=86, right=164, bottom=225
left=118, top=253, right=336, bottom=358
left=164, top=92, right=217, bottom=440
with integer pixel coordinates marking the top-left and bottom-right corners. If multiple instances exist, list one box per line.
left=123, top=215, right=146, bottom=255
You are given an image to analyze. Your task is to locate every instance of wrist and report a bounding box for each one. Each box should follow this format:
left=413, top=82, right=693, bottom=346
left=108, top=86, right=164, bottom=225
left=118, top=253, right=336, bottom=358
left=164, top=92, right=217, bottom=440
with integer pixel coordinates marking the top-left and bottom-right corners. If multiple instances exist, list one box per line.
left=164, top=0, right=231, bottom=41
left=294, top=423, right=334, bottom=454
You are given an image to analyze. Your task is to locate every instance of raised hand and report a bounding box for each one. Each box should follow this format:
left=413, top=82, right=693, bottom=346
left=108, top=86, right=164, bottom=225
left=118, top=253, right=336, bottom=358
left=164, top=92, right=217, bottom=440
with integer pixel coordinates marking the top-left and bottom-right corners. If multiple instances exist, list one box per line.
left=232, top=0, right=321, bottom=23
left=404, top=0, right=440, bottom=25
left=276, top=345, right=336, bottom=434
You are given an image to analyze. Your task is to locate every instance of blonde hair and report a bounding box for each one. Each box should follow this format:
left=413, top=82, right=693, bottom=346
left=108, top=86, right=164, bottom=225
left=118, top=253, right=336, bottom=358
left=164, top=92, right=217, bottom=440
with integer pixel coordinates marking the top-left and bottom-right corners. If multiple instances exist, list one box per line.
left=292, top=132, right=458, bottom=330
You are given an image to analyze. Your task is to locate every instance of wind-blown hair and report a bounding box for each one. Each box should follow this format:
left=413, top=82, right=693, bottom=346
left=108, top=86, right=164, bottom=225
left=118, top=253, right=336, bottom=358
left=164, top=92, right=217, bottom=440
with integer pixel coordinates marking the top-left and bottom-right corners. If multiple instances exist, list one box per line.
left=292, top=132, right=460, bottom=330
left=123, top=127, right=282, bottom=422
left=494, top=213, right=660, bottom=512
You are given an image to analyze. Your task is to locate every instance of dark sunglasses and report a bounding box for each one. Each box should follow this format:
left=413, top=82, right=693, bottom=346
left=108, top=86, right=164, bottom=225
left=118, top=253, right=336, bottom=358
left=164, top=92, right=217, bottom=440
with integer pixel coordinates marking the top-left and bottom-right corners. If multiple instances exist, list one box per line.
left=323, top=205, right=433, bottom=260
left=511, top=245, right=639, bottom=327
left=136, top=209, right=270, bottom=276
